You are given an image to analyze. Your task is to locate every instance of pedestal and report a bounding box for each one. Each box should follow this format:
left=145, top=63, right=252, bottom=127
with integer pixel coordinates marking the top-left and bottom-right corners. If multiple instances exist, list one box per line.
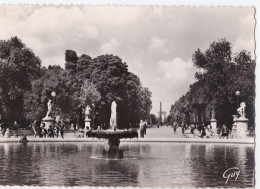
left=210, top=118, right=217, bottom=133
left=42, top=117, right=55, bottom=130
left=85, top=119, right=91, bottom=130
left=235, top=118, right=249, bottom=138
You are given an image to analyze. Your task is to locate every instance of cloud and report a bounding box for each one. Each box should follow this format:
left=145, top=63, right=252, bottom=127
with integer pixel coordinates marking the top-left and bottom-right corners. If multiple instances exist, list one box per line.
left=157, top=58, right=194, bottom=80
left=0, top=6, right=255, bottom=115
left=83, top=6, right=144, bottom=26
left=233, top=37, right=255, bottom=58
left=148, top=37, right=168, bottom=54
left=100, top=38, right=119, bottom=54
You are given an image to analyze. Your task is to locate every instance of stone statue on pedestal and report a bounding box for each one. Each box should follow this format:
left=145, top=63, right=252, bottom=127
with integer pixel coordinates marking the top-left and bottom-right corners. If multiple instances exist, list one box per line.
left=235, top=102, right=248, bottom=138
left=237, top=102, right=246, bottom=119
left=45, top=100, right=52, bottom=118
left=42, top=99, right=54, bottom=130
left=211, top=109, right=216, bottom=120
left=85, top=105, right=91, bottom=120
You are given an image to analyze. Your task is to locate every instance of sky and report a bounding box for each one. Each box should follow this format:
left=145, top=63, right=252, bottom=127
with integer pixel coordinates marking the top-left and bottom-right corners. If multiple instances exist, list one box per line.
left=0, top=6, right=255, bottom=115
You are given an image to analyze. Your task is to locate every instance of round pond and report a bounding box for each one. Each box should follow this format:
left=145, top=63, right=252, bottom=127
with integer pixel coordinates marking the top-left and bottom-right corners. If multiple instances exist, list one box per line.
left=0, top=142, right=254, bottom=188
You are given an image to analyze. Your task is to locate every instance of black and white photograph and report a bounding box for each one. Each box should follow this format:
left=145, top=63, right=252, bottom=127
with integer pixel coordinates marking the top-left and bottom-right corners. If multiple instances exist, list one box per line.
left=0, top=4, right=257, bottom=188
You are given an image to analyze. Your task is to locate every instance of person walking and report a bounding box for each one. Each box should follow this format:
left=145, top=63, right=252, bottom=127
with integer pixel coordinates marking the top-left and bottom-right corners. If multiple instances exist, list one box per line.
left=143, top=121, right=147, bottom=135
left=139, top=120, right=145, bottom=138
left=55, top=121, right=60, bottom=138
left=60, top=119, right=65, bottom=139
left=173, top=122, right=177, bottom=134
left=181, top=123, right=185, bottom=135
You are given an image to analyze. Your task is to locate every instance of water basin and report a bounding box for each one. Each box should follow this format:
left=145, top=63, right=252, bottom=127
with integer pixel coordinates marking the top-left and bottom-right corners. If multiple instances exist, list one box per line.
left=0, top=142, right=254, bottom=188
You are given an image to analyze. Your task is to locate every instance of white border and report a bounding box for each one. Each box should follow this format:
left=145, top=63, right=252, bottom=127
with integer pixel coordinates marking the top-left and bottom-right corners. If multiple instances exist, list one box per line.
left=0, top=0, right=257, bottom=6
left=0, top=1, right=258, bottom=189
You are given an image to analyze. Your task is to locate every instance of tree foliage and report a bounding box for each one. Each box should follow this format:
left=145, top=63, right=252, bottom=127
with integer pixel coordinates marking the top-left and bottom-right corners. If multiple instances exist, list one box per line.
left=1, top=37, right=152, bottom=129
left=170, top=39, right=255, bottom=128
left=0, top=37, right=41, bottom=124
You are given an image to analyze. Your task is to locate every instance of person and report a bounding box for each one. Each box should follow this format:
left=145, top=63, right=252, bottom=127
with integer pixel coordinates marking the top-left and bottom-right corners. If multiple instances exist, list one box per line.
left=0, top=115, right=3, bottom=137
left=173, top=122, right=177, bottom=133
left=0, top=115, right=2, bottom=130
left=200, top=124, right=206, bottom=138
left=5, top=128, right=11, bottom=138
left=48, top=125, right=54, bottom=138
left=86, top=126, right=92, bottom=137
left=143, top=122, right=147, bottom=135
left=181, top=123, right=185, bottom=135
left=184, top=125, right=191, bottom=137
left=39, top=122, right=46, bottom=138
left=55, top=121, right=60, bottom=138
left=190, top=123, right=195, bottom=134
left=13, top=121, right=19, bottom=130
left=139, top=120, right=146, bottom=138
left=32, top=120, right=37, bottom=138
left=193, top=126, right=201, bottom=138
left=60, top=119, right=65, bottom=139
left=13, top=121, right=19, bottom=137
left=220, top=124, right=229, bottom=139
left=205, top=126, right=211, bottom=138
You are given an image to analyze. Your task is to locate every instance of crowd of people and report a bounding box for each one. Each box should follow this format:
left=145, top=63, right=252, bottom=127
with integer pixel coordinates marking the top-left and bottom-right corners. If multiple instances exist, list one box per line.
left=172, top=122, right=230, bottom=139
left=33, top=120, right=66, bottom=138
left=0, top=118, right=66, bottom=138
left=0, top=120, right=21, bottom=138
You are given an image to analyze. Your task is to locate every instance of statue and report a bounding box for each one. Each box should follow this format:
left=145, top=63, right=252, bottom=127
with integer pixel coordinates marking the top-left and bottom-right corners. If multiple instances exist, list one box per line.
left=85, top=105, right=91, bottom=120
left=110, top=101, right=117, bottom=131
left=237, top=102, right=246, bottom=119
left=45, top=99, right=52, bottom=118
left=211, top=109, right=216, bottom=119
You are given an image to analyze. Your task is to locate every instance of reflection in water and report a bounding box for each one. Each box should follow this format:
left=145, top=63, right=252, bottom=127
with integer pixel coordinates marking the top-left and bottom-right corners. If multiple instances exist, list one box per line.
left=188, top=144, right=255, bottom=188
left=0, top=142, right=254, bottom=187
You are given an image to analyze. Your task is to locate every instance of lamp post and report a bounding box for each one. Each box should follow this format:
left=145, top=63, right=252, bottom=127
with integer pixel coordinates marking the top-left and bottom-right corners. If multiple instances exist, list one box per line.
left=51, top=91, right=56, bottom=117
left=235, top=91, right=240, bottom=110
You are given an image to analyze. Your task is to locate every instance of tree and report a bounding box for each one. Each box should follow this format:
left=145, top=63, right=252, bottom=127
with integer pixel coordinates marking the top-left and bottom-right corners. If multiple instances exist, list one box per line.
left=0, top=37, right=41, bottom=124
left=23, top=66, right=66, bottom=123
left=79, top=79, right=101, bottom=128
left=2, top=39, right=153, bottom=129
left=149, top=114, right=157, bottom=125
left=139, top=87, right=152, bottom=120
left=170, top=39, right=255, bottom=128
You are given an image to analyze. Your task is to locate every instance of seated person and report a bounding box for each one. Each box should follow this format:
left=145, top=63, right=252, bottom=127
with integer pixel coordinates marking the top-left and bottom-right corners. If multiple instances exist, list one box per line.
left=193, top=127, right=201, bottom=138
left=184, top=126, right=192, bottom=138
left=85, top=127, right=91, bottom=137
left=5, top=128, right=11, bottom=138
left=200, top=126, right=206, bottom=138
left=185, top=126, right=191, bottom=134
left=205, top=127, right=211, bottom=138
left=220, top=124, right=229, bottom=139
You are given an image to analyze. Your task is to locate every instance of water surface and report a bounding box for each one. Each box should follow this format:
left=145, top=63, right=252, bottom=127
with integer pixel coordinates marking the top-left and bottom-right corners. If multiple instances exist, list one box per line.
left=0, top=142, right=254, bottom=188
